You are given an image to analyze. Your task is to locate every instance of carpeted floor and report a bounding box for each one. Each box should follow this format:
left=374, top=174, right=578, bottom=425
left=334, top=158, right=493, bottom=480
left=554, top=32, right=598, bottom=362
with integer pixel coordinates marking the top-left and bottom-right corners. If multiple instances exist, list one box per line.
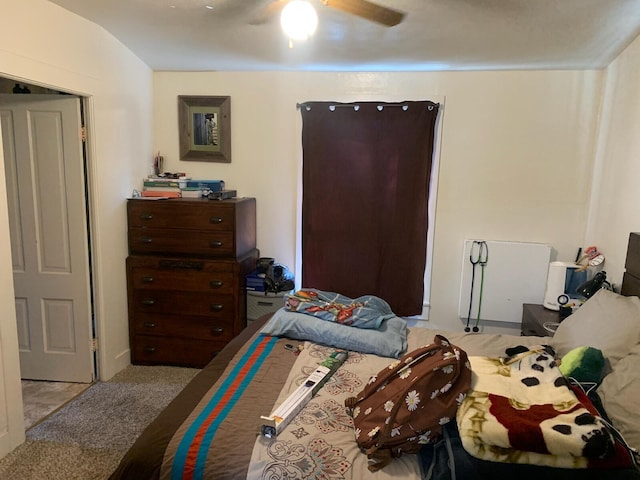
left=0, top=365, right=199, bottom=480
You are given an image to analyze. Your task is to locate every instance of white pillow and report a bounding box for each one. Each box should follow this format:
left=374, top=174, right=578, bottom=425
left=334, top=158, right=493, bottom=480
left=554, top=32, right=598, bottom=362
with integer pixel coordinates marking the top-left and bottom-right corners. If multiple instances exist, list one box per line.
left=550, top=289, right=640, bottom=367
left=598, top=343, right=640, bottom=452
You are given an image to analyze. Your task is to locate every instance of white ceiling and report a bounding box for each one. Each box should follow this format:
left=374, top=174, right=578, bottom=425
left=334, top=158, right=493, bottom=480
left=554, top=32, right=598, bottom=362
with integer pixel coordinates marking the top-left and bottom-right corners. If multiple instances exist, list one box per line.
left=48, top=0, right=640, bottom=72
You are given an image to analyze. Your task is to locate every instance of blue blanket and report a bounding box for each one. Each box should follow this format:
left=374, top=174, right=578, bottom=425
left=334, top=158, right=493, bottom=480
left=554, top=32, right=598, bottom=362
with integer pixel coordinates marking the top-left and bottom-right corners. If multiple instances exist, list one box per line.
left=284, top=289, right=394, bottom=329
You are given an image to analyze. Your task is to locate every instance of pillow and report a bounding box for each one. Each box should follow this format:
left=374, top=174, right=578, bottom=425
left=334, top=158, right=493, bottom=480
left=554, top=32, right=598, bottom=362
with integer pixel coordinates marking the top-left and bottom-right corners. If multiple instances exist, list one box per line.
left=597, top=343, right=640, bottom=452
left=550, top=289, right=640, bottom=367
left=260, top=308, right=407, bottom=358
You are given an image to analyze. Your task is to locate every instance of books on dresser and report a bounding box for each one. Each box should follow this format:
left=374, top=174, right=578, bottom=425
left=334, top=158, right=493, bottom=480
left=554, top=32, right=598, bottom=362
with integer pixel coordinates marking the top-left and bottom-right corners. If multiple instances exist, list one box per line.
left=140, top=190, right=181, bottom=198
left=141, top=177, right=225, bottom=198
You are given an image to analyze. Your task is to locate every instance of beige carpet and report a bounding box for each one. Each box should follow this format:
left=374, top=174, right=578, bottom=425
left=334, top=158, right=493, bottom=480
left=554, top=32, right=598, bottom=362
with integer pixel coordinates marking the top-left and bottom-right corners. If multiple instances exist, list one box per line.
left=0, top=365, right=199, bottom=480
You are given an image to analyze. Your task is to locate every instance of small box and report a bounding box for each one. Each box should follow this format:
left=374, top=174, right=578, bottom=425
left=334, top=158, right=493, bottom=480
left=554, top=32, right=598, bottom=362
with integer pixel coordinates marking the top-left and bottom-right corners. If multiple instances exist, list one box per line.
left=246, top=270, right=265, bottom=292
left=247, top=291, right=287, bottom=322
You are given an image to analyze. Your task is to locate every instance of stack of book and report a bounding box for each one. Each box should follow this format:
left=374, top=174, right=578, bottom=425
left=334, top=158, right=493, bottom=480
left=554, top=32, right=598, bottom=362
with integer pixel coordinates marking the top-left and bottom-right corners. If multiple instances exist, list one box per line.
left=141, top=178, right=181, bottom=198
left=141, top=178, right=226, bottom=198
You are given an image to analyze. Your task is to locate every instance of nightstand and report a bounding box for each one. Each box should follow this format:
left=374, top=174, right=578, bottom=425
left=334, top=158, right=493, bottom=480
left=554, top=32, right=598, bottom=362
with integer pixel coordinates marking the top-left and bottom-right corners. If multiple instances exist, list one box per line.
left=521, top=303, right=563, bottom=337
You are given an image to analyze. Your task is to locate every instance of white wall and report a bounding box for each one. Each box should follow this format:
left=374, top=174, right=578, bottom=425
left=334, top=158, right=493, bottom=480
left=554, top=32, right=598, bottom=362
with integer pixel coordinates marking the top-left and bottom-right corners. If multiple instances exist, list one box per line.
left=154, top=69, right=604, bottom=333
left=586, top=34, right=640, bottom=284
left=0, top=0, right=153, bottom=394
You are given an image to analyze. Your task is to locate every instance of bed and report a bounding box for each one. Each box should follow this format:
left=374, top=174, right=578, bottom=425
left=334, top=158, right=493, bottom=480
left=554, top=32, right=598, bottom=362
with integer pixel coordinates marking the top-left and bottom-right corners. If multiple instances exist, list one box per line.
left=109, top=234, right=640, bottom=480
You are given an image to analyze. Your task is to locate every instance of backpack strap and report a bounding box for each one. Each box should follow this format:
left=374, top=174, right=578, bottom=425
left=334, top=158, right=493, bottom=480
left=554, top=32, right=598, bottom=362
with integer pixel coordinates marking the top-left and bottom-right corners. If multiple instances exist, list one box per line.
left=365, top=448, right=393, bottom=472
left=346, top=336, right=449, bottom=405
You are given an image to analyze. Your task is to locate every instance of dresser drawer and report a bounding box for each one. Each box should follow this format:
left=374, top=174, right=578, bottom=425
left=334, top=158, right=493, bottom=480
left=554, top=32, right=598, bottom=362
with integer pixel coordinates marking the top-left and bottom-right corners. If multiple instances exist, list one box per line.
left=132, top=334, right=227, bottom=368
left=128, top=200, right=236, bottom=231
left=129, top=266, right=235, bottom=294
left=133, top=312, right=235, bottom=342
left=132, top=289, right=235, bottom=317
left=128, top=227, right=234, bottom=257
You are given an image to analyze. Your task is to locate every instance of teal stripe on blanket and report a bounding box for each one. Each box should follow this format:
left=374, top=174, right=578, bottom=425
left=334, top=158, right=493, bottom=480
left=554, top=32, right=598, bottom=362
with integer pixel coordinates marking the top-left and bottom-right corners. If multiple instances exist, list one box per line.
left=171, top=335, right=278, bottom=480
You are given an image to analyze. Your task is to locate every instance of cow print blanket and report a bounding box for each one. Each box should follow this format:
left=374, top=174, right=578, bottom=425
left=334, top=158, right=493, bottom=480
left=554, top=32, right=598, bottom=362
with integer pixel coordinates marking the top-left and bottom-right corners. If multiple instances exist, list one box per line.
left=456, top=346, right=615, bottom=468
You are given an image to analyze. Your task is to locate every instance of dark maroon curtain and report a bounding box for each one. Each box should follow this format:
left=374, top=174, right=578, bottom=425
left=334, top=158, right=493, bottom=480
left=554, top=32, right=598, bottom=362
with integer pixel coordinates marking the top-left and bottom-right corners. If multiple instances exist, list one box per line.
left=301, top=101, right=440, bottom=316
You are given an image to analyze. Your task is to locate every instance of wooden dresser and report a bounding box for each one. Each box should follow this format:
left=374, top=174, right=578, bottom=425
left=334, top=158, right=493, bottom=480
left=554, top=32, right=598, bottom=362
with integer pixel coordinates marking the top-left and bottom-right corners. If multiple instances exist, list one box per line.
left=126, top=197, right=258, bottom=368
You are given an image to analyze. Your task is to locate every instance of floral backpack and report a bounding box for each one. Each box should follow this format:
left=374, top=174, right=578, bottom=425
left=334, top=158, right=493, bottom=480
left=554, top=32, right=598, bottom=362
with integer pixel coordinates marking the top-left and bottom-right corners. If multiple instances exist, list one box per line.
left=344, top=335, right=471, bottom=471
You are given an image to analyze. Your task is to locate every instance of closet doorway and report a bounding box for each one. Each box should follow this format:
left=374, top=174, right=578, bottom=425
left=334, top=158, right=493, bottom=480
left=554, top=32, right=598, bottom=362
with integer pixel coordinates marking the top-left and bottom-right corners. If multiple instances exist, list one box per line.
left=0, top=79, right=95, bottom=385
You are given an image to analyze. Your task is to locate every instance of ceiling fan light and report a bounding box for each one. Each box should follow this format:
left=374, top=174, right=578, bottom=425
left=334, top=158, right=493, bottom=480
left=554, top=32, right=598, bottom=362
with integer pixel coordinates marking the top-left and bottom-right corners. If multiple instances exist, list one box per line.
left=280, top=0, right=318, bottom=42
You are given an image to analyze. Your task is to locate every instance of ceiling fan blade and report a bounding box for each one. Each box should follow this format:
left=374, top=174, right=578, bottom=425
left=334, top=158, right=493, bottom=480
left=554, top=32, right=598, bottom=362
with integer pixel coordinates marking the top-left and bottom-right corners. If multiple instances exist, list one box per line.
left=324, top=0, right=405, bottom=27
left=249, top=0, right=287, bottom=25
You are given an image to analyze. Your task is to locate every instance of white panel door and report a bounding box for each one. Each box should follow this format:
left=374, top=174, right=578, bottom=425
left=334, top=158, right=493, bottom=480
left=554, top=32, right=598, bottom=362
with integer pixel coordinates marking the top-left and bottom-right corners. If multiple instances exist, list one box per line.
left=0, top=94, right=93, bottom=383
left=0, top=121, right=26, bottom=459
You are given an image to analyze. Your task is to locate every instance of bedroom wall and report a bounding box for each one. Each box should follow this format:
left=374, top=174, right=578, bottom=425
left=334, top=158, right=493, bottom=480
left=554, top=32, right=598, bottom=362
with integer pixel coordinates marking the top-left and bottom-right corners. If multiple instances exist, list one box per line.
left=0, top=0, right=153, bottom=393
left=585, top=34, right=640, bottom=286
left=153, top=69, right=604, bottom=334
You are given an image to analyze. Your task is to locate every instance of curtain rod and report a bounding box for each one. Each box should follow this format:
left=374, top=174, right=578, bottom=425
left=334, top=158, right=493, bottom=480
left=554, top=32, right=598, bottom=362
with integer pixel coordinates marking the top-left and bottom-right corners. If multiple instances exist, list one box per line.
left=296, top=102, right=438, bottom=111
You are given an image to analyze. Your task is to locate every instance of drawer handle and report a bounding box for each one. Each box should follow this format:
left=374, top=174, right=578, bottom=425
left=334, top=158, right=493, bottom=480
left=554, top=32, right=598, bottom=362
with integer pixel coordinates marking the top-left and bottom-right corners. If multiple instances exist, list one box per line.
left=143, top=321, right=156, bottom=328
left=209, top=240, right=223, bottom=248
left=210, top=216, right=223, bottom=224
left=210, top=280, right=224, bottom=288
left=158, top=260, right=203, bottom=270
left=210, top=304, right=224, bottom=312
left=141, top=276, right=154, bottom=283
left=140, top=237, right=153, bottom=244
left=142, top=299, right=155, bottom=306
left=211, top=327, right=224, bottom=336
left=143, top=346, right=156, bottom=353
left=140, top=213, right=153, bottom=220
left=257, top=301, right=275, bottom=307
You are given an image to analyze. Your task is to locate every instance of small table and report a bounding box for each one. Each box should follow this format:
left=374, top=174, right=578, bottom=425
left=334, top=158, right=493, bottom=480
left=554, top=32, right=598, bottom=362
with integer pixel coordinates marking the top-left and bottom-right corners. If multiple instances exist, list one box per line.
left=521, top=303, right=563, bottom=337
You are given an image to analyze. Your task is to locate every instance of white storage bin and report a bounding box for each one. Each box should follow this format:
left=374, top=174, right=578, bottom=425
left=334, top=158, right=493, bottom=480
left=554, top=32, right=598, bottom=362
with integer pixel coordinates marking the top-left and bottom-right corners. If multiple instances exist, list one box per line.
left=247, top=291, right=287, bottom=322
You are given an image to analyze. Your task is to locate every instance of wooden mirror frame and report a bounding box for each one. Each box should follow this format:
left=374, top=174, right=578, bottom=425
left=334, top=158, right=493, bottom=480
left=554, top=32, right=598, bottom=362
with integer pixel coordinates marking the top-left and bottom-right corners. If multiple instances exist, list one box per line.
left=178, top=95, right=231, bottom=162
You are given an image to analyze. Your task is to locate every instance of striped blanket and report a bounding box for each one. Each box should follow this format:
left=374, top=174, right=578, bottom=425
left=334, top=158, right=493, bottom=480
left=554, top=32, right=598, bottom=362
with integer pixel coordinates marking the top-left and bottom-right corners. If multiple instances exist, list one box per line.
left=160, top=331, right=422, bottom=480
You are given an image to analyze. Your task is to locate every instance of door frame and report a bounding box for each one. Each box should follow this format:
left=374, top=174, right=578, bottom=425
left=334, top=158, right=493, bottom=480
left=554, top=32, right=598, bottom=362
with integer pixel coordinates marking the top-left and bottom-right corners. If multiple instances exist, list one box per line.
left=79, top=95, right=100, bottom=381
left=1, top=76, right=100, bottom=382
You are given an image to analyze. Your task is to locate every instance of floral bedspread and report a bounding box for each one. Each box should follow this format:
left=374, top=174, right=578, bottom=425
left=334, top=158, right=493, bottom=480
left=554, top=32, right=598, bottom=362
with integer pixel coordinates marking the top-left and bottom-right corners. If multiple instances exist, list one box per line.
left=246, top=342, right=422, bottom=480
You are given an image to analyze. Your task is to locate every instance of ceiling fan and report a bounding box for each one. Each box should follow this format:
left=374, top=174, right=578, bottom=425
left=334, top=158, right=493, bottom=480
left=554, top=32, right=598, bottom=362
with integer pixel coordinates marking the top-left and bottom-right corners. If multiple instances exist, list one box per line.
left=252, top=0, right=406, bottom=28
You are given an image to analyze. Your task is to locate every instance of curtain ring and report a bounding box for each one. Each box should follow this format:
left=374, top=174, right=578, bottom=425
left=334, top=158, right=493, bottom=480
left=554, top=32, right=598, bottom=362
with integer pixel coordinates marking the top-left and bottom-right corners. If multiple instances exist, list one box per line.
left=428, top=105, right=434, bottom=111
left=402, top=105, right=409, bottom=111
left=329, top=105, right=336, bottom=111
left=353, top=105, right=360, bottom=111
left=377, top=105, right=384, bottom=111
left=305, top=105, right=311, bottom=111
